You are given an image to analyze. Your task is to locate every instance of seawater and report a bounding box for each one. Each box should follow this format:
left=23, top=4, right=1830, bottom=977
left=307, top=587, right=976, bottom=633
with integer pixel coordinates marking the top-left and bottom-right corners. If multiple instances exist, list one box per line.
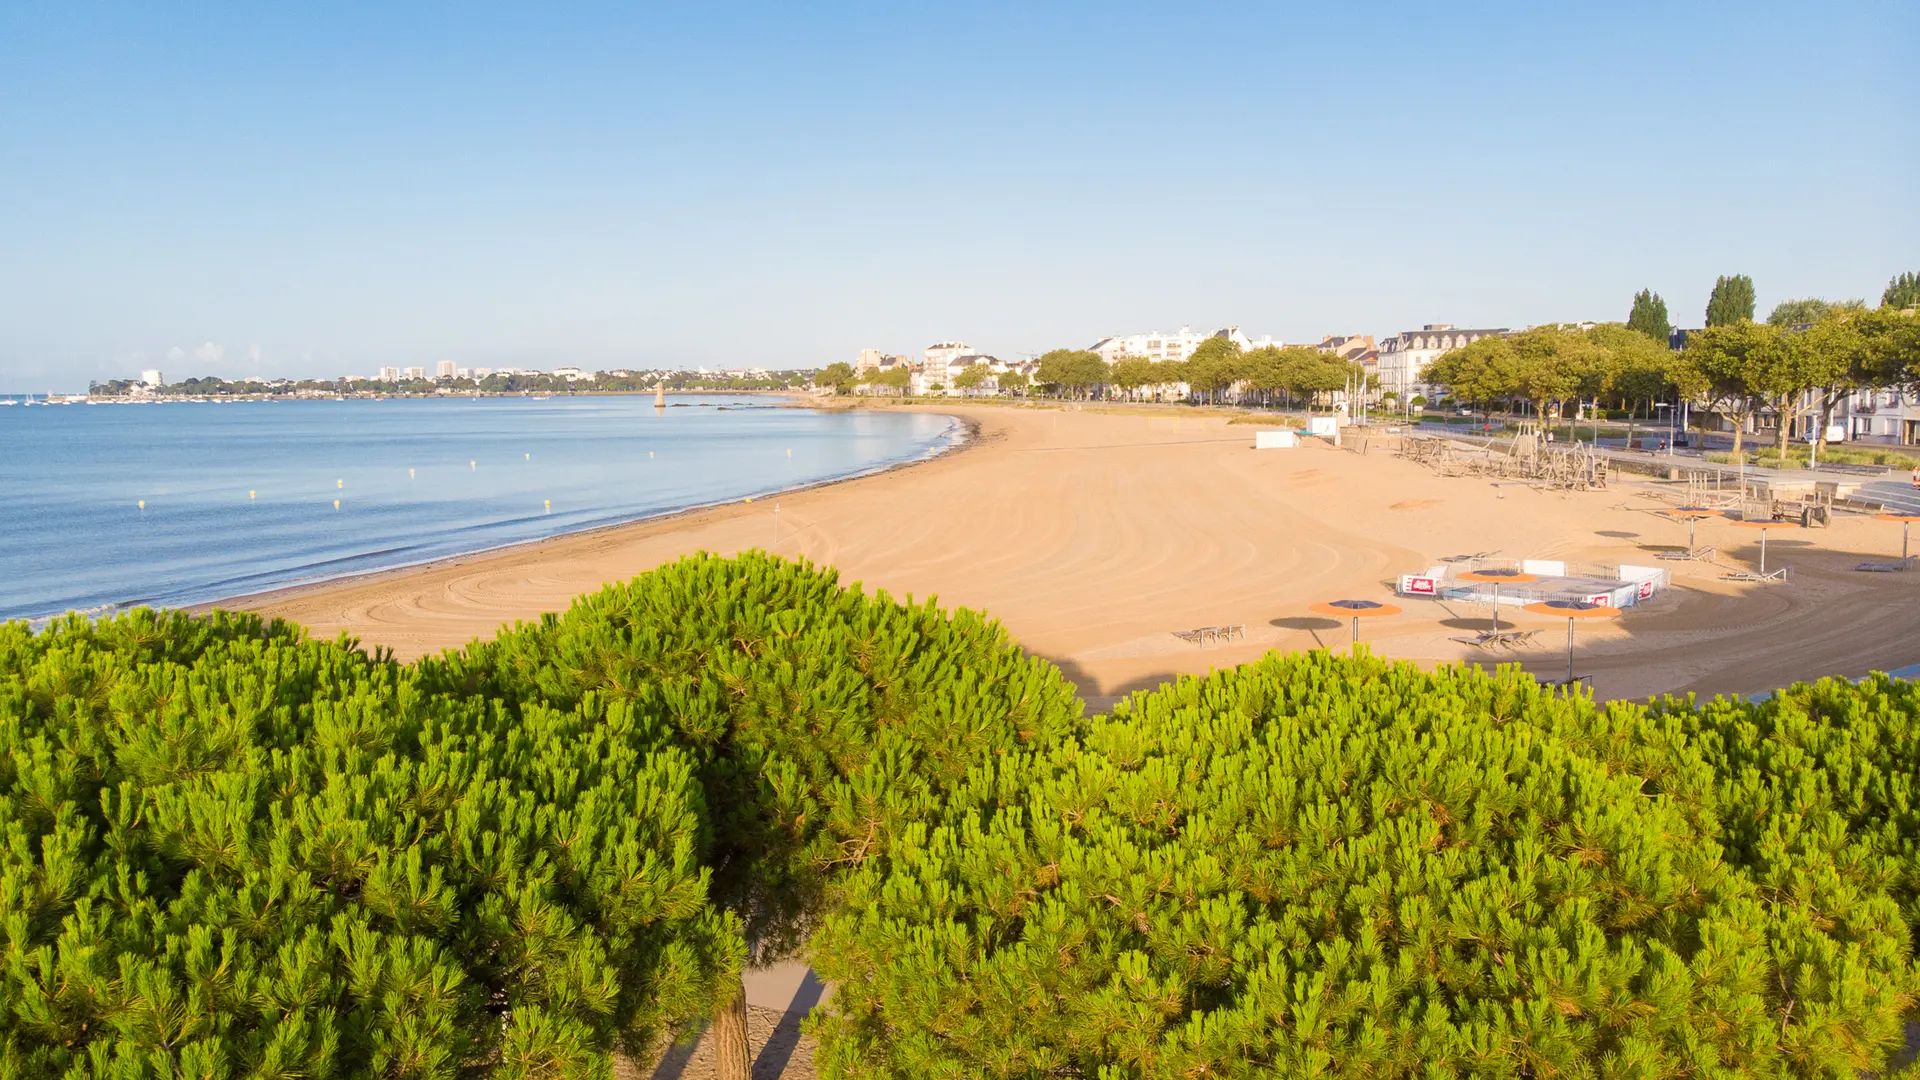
left=0, top=396, right=959, bottom=621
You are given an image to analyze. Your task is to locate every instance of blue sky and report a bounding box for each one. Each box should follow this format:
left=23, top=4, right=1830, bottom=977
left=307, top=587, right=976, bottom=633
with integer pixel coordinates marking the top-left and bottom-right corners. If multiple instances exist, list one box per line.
left=2, top=2, right=1914, bottom=388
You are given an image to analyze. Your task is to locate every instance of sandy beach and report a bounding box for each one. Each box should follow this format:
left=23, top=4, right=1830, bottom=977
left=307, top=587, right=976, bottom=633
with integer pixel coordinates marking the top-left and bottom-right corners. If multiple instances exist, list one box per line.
left=240, top=404, right=1920, bottom=708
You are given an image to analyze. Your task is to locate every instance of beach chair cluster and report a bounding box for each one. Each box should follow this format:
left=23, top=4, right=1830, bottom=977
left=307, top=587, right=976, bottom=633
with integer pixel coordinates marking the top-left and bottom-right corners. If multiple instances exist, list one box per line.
left=1173, top=624, right=1247, bottom=648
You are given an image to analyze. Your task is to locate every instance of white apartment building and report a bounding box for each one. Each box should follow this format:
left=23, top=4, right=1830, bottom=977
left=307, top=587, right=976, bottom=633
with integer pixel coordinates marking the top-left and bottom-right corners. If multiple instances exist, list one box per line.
left=920, top=341, right=972, bottom=391
left=855, top=348, right=889, bottom=374
left=378, top=366, right=401, bottom=381
left=552, top=367, right=593, bottom=381
left=1375, top=324, right=1508, bottom=399
left=436, top=360, right=456, bottom=378
left=403, top=366, right=425, bottom=380
left=140, top=369, right=164, bottom=386
left=1088, top=325, right=1279, bottom=366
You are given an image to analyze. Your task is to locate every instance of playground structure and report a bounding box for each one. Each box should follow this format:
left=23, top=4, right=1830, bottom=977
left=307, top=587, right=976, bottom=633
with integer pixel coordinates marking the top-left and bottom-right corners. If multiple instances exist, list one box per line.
left=1399, top=557, right=1671, bottom=610
left=1668, top=469, right=1841, bottom=525
left=1398, top=425, right=1608, bottom=490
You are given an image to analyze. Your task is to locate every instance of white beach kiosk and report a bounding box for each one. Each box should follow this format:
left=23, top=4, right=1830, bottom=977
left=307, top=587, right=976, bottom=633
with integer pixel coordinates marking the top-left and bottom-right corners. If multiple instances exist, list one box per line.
left=1398, top=557, right=1671, bottom=609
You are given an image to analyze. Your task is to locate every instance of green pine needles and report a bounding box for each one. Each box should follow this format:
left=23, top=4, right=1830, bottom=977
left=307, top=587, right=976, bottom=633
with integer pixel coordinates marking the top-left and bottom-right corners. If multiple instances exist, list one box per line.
left=814, top=652, right=1917, bottom=1078
left=5, top=554, right=1920, bottom=1078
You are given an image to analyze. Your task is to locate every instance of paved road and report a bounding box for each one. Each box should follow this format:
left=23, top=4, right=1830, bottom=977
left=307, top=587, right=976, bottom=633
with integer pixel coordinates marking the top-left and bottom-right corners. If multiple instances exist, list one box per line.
left=1858, top=479, right=1920, bottom=515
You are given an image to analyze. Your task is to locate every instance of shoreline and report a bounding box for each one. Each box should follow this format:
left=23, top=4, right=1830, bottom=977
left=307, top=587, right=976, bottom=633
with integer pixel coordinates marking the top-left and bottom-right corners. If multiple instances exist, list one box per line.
left=201, top=409, right=978, bottom=617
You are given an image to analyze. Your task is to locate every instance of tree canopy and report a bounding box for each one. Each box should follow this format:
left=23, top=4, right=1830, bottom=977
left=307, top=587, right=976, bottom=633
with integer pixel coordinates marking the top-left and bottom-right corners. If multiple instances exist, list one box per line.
left=1033, top=350, right=1110, bottom=399
left=15, top=557, right=1920, bottom=1078
left=1705, top=274, right=1756, bottom=326
left=1884, top=271, right=1920, bottom=311
left=1181, top=337, right=1242, bottom=403
left=813, top=651, right=1919, bottom=1078
left=816, top=362, right=858, bottom=394
left=859, top=366, right=911, bottom=395
left=1766, top=297, right=1864, bottom=327
left=1627, top=288, right=1672, bottom=343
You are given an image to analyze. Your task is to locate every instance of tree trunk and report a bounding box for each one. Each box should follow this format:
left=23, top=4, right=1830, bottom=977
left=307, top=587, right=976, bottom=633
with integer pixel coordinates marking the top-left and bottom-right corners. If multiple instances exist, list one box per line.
left=713, top=973, right=753, bottom=1080
left=1729, top=405, right=1745, bottom=461
left=1777, top=396, right=1793, bottom=461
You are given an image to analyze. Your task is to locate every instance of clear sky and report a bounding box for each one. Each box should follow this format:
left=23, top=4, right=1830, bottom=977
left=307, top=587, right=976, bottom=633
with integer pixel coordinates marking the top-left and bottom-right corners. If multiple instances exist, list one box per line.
left=2, top=2, right=1914, bottom=388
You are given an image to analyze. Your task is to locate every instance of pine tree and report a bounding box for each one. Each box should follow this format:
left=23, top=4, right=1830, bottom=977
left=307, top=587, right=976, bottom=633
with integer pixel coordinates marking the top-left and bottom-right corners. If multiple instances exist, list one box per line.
left=1627, top=288, right=1672, bottom=343
left=811, top=652, right=1919, bottom=1079
left=14, top=559, right=1920, bottom=1079
left=1706, top=273, right=1757, bottom=325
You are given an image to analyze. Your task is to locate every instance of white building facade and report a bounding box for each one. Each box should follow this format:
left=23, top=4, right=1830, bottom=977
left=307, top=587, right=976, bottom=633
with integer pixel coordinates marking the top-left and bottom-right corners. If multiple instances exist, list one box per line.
left=1375, top=324, right=1508, bottom=399
left=919, top=341, right=972, bottom=392
left=1088, top=325, right=1280, bottom=366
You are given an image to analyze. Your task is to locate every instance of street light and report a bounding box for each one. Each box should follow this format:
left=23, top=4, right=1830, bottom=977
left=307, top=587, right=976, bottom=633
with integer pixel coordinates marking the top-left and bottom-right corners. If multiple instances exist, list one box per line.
left=1654, top=402, right=1674, bottom=456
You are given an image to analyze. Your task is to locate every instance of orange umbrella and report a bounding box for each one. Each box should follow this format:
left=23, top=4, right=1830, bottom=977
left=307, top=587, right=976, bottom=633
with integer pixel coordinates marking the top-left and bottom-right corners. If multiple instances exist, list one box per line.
left=1456, top=568, right=1539, bottom=630
left=1875, top=513, right=1920, bottom=563
left=1310, top=599, right=1403, bottom=644
left=1663, top=506, right=1723, bottom=549
left=1523, top=599, right=1619, bottom=685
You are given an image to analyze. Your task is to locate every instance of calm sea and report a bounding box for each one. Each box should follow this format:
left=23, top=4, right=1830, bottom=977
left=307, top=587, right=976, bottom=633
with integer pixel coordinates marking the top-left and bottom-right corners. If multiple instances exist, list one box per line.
left=0, top=396, right=959, bottom=621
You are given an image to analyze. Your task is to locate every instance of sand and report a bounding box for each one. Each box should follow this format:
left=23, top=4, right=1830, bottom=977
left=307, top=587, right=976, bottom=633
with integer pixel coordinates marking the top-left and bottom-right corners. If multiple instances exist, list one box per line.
left=239, top=403, right=1920, bottom=708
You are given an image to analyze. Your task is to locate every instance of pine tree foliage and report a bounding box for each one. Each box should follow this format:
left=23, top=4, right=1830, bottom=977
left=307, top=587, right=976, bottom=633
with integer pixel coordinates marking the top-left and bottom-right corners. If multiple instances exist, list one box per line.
left=10, top=560, right=1920, bottom=1079
left=810, top=651, right=1916, bottom=1079
left=430, top=551, right=1085, bottom=961
left=0, top=609, right=735, bottom=1078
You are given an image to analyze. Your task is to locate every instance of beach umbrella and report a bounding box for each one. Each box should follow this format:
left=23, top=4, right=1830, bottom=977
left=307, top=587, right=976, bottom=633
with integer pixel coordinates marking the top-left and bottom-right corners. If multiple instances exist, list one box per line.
left=1309, top=599, right=1402, bottom=644
left=1731, top=519, right=1781, bottom=576
left=1456, top=568, right=1539, bottom=630
left=1522, top=599, right=1619, bottom=685
left=1875, top=513, right=1920, bottom=564
left=1662, top=506, right=1723, bottom=550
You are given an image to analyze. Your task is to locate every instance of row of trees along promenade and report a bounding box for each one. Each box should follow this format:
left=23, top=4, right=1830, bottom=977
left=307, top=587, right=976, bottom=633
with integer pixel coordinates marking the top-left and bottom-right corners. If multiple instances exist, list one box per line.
left=817, top=341, right=1370, bottom=406
left=1423, top=272, right=1920, bottom=462
left=13, top=552, right=1920, bottom=1077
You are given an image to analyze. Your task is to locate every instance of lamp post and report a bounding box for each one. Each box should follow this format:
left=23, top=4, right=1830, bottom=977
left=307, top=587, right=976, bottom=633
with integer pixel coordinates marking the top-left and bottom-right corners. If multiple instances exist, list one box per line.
left=1655, top=402, right=1674, bottom=456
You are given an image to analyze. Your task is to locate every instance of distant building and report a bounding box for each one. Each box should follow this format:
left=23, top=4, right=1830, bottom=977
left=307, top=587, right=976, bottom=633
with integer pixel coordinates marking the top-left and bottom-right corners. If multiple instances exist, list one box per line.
left=403, top=366, right=425, bottom=380
left=552, top=367, right=592, bottom=381
left=1376, top=324, right=1508, bottom=399
left=379, top=366, right=401, bottom=381
left=921, top=341, right=972, bottom=391
left=454, top=367, right=471, bottom=379
left=472, top=368, right=493, bottom=380
left=856, top=348, right=890, bottom=374
left=1088, top=325, right=1279, bottom=366
left=139, top=369, right=164, bottom=386
left=1313, top=335, right=1376, bottom=361
left=436, top=360, right=456, bottom=378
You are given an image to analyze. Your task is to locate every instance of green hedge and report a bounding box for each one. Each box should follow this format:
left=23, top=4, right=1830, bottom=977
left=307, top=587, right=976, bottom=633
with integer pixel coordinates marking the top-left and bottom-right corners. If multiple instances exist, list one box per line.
left=5, top=557, right=1920, bottom=1078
